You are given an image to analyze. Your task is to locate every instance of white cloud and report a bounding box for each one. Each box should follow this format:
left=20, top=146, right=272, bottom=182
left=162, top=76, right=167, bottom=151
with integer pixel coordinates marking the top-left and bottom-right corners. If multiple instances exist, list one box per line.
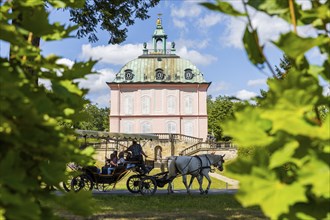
left=56, top=58, right=74, bottom=68
left=173, top=18, right=186, bottom=29
left=221, top=17, right=245, bottom=49
left=221, top=8, right=290, bottom=49
left=171, top=1, right=202, bottom=19
left=177, top=46, right=217, bottom=66
left=208, top=81, right=230, bottom=96
left=76, top=68, right=115, bottom=107
left=78, top=68, right=116, bottom=94
left=236, top=89, right=257, bottom=100
left=198, top=14, right=223, bottom=28
left=170, top=1, right=202, bottom=31
left=81, top=43, right=143, bottom=65
left=40, top=58, right=76, bottom=89
left=247, top=78, right=267, bottom=86
left=175, top=38, right=209, bottom=49
left=91, top=93, right=110, bottom=108
left=297, top=0, right=312, bottom=10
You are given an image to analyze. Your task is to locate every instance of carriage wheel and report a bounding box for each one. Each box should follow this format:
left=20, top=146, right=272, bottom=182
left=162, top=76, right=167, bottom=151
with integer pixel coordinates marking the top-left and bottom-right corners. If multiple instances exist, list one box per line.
left=100, top=183, right=112, bottom=192
left=139, top=177, right=157, bottom=196
left=62, top=181, right=71, bottom=192
left=62, top=173, right=75, bottom=192
left=126, top=175, right=141, bottom=193
left=71, top=175, right=93, bottom=192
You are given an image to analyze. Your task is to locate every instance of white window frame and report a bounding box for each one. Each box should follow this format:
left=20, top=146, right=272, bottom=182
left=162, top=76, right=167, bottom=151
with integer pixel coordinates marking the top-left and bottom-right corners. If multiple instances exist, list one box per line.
left=141, top=95, right=151, bottom=115
left=124, top=95, right=133, bottom=115
left=123, top=121, right=133, bottom=133
left=184, top=95, right=193, bottom=114
left=184, top=121, right=193, bottom=136
left=167, top=121, right=177, bottom=133
left=167, top=95, right=176, bottom=114
left=141, top=121, right=152, bottom=133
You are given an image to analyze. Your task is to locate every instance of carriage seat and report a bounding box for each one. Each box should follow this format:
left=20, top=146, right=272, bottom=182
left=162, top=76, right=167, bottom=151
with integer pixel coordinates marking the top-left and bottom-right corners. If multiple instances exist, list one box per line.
left=84, top=165, right=99, bottom=174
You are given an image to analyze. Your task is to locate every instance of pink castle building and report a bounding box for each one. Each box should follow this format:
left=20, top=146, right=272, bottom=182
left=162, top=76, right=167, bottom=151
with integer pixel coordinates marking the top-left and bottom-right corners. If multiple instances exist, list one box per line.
left=107, top=17, right=210, bottom=140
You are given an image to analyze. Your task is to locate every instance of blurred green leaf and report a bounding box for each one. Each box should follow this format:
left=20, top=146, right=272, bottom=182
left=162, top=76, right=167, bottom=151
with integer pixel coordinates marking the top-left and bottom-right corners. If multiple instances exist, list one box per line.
left=269, top=140, right=299, bottom=168
left=236, top=166, right=307, bottom=220
left=200, top=1, right=246, bottom=16
left=224, top=107, right=273, bottom=147
left=273, top=33, right=330, bottom=59
left=243, top=26, right=265, bottom=65
left=299, top=156, right=330, bottom=198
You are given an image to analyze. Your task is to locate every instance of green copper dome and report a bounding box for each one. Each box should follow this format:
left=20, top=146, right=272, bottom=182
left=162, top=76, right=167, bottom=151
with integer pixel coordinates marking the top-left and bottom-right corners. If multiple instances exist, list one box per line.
left=113, top=56, right=207, bottom=83
left=112, top=15, right=208, bottom=84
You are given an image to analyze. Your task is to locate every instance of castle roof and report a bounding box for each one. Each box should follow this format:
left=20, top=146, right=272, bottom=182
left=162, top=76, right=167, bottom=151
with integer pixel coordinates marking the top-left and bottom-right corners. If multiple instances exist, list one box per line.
left=111, top=15, right=208, bottom=84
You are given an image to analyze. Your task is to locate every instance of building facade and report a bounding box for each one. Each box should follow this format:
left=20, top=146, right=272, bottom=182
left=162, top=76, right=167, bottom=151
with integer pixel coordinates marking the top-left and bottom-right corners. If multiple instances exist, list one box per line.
left=107, top=17, right=210, bottom=140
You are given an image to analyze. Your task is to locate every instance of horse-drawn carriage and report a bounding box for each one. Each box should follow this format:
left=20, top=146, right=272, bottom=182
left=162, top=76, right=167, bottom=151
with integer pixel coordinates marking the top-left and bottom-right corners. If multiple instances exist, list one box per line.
left=63, top=130, right=161, bottom=194
left=64, top=130, right=226, bottom=195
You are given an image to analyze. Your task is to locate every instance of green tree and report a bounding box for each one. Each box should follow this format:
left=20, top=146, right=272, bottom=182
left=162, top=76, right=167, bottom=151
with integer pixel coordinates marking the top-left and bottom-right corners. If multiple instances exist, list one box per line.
left=69, top=0, right=160, bottom=44
left=202, top=0, right=329, bottom=219
left=1, top=0, right=98, bottom=219
left=207, top=95, right=239, bottom=141
left=75, top=103, right=110, bottom=131
left=275, top=54, right=292, bottom=79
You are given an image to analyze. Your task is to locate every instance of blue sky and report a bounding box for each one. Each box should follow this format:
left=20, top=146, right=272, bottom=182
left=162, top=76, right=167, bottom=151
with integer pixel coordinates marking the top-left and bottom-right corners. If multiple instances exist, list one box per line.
left=1, top=0, right=326, bottom=108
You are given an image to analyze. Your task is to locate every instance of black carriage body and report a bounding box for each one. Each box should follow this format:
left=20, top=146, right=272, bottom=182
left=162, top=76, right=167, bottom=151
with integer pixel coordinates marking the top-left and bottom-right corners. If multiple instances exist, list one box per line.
left=66, top=130, right=160, bottom=193
left=83, top=165, right=128, bottom=184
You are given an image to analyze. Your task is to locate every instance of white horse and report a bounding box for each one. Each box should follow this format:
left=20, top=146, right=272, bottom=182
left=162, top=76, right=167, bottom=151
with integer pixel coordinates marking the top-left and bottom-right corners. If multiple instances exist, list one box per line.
left=167, top=154, right=225, bottom=194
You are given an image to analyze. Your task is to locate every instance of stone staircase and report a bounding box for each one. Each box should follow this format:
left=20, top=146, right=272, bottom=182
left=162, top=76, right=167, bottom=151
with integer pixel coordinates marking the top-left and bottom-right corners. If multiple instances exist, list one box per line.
left=179, top=141, right=236, bottom=156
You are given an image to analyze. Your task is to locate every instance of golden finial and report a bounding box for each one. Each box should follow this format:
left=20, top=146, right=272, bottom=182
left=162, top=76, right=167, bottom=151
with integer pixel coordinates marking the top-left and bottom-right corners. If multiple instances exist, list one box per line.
left=156, top=13, right=162, bottom=26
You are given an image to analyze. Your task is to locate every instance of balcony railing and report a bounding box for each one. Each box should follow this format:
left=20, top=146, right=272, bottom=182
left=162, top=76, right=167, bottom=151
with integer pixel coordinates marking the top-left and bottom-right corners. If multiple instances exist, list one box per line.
left=142, top=49, right=175, bottom=55
left=179, top=142, right=236, bottom=156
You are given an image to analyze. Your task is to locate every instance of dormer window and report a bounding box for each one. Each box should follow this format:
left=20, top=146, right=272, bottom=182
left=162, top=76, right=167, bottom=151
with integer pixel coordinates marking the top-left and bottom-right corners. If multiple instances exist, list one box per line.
left=184, top=69, right=194, bottom=80
left=155, top=68, right=165, bottom=80
left=124, top=69, right=134, bottom=80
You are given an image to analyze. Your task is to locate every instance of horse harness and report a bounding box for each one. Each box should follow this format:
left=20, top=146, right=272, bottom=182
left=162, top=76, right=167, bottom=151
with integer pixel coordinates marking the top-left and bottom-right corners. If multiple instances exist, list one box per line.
left=174, top=155, right=214, bottom=175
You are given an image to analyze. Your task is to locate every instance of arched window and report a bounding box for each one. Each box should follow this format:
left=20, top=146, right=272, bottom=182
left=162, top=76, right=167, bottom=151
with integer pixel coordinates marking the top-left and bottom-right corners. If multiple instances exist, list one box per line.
left=184, top=121, right=193, bottom=136
left=141, top=121, right=152, bottom=133
left=154, top=146, right=162, bottom=162
left=184, top=68, right=194, bottom=80
left=124, top=69, right=134, bottom=80
left=167, top=121, right=176, bottom=133
left=124, top=121, right=133, bottom=133
left=124, top=95, right=133, bottom=115
left=141, top=96, right=151, bottom=114
left=167, top=95, right=176, bottom=114
left=155, top=68, right=165, bottom=80
left=184, top=95, right=193, bottom=114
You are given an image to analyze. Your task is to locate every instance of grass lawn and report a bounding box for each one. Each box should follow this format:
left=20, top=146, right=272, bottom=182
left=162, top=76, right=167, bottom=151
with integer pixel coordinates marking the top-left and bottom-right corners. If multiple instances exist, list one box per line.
left=59, top=168, right=267, bottom=219
left=107, top=168, right=229, bottom=191
left=60, top=194, right=267, bottom=220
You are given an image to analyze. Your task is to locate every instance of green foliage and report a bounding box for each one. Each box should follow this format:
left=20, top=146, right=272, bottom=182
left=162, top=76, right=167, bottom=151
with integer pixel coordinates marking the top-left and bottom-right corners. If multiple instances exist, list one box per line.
left=74, top=103, right=110, bottom=131
left=275, top=54, right=292, bottom=79
left=207, top=96, right=243, bottom=141
left=0, top=0, right=98, bottom=219
left=203, top=1, right=330, bottom=219
left=201, top=0, right=246, bottom=17
left=69, top=0, right=160, bottom=43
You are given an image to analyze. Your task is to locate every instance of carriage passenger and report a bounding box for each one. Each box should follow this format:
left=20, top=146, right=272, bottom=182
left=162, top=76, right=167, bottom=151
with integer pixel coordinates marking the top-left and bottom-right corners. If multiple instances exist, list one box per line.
left=125, top=140, right=148, bottom=173
left=106, top=151, right=118, bottom=174
left=117, top=151, right=135, bottom=169
left=117, top=152, right=126, bottom=165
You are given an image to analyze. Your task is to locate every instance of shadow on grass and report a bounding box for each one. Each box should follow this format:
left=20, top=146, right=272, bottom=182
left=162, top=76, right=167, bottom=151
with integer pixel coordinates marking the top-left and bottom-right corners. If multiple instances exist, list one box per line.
left=58, top=194, right=268, bottom=220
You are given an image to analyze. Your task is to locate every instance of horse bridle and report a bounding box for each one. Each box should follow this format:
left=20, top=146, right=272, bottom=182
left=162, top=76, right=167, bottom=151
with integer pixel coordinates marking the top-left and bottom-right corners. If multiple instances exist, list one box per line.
left=205, top=155, right=224, bottom=171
